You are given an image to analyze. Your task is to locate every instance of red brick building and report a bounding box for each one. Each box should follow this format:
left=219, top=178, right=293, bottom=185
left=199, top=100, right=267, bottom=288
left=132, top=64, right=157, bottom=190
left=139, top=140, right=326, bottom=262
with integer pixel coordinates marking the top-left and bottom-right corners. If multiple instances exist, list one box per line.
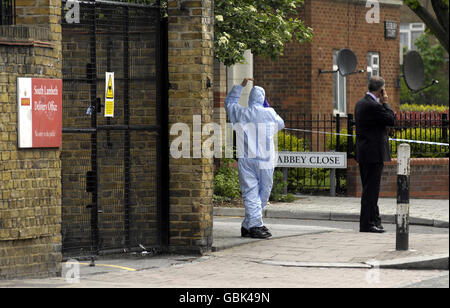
left=214, top=0, right=403, bottom=119
left=253, top=0, right=402, bottom=116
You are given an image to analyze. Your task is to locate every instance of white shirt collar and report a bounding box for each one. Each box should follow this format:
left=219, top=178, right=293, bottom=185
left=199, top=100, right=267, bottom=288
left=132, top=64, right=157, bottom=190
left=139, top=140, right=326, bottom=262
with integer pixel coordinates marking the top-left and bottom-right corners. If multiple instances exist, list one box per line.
left=367, top=92, right=380, bottom=103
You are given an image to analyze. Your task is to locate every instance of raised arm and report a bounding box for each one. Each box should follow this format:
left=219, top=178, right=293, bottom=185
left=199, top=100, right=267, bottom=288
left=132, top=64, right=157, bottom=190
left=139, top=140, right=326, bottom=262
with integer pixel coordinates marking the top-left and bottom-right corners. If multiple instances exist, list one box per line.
left=224, top=78, right=253, bottom=124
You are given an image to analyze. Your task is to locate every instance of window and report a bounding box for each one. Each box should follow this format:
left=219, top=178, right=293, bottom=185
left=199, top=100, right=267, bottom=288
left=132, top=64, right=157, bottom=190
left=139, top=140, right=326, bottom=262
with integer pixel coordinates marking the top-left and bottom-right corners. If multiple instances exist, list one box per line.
left=400, top=23, right=425, bottom=51
left=367, top=52, right=380, bottom=80
left=0, top=0, right=15, bottom=25
left=333, top=50, right=346, bottom=115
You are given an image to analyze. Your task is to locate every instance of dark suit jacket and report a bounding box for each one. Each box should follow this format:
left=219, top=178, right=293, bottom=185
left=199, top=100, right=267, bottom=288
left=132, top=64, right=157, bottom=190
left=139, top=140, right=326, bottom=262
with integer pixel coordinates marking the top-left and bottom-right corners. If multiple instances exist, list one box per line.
left=355, top=94, right=396, bottom=164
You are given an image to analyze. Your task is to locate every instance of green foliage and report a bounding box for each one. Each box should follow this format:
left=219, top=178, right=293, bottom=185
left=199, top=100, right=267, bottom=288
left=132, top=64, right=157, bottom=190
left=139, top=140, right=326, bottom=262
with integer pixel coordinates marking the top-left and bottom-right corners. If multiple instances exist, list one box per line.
left=214, top=0, right=313, bottom=66
left=326, top=129, right=356, bottom=154
left=390, top=128, right=449, bottom=158
left=213, top=159, right=241, bottom=199
left=399, top=104, right=449, bottom=112
left=400, top=34, right=449, bottom=106
left=277, top=131, right=309, bottom=152
left=270, top=170, right=295, bottom=202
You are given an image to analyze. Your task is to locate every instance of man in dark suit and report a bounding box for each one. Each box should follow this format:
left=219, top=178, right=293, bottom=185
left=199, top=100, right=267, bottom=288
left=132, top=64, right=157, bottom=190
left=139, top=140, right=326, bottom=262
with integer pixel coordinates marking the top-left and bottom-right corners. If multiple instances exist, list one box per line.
left=355, top=76, right=396, bottom=233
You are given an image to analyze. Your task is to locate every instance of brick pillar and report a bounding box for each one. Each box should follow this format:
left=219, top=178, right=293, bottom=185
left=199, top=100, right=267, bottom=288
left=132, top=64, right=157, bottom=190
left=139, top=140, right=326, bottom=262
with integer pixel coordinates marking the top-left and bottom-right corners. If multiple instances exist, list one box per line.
left=0, top=1, right=62, bottom=279
left=167, top=0, right=215, bottom=254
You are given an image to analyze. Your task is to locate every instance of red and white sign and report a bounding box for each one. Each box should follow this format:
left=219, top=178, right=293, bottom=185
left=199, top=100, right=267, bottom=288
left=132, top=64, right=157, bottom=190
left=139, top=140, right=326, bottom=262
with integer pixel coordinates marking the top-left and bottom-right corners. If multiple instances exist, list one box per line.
left=17, top=78, right=62, bottom=148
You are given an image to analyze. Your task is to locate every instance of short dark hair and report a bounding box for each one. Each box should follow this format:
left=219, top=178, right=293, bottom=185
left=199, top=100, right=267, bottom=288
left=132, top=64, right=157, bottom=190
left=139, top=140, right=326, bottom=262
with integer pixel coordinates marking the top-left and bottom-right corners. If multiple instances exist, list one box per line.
left=368, top=76, right=385, bottom=92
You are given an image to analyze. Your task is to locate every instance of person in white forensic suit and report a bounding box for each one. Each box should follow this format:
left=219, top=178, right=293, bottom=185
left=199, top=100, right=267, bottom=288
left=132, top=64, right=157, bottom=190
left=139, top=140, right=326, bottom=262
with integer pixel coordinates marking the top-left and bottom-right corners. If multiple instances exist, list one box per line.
left=224, top=78, right=285, bottom=238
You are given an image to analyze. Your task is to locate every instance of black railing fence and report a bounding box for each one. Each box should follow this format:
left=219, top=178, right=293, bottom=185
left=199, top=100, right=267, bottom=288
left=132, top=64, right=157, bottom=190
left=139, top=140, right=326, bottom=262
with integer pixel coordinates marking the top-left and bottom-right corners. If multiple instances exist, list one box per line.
left=277, top=111, right=449, bottom=195
left=0, top=0, right=15, bottom=25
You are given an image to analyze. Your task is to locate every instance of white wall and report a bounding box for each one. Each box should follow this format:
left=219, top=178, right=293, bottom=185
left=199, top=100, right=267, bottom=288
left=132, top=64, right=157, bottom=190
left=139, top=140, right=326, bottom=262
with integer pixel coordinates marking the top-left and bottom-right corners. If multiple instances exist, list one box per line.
left=227, top=50, right=253, bottom=107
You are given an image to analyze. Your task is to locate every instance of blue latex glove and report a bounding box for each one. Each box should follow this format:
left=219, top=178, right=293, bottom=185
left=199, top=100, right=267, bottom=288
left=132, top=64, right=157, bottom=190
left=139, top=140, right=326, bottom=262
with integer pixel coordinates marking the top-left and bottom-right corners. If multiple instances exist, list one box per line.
left=263, top=97, right=270, bottom=108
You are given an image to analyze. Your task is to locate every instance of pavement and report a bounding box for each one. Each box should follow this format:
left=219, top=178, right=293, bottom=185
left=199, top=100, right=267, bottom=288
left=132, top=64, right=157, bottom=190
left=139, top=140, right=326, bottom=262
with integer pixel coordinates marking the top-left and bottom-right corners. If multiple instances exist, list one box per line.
left=214, top=195, right=450, bottom=228
left=0, top=196, right=448, bottom=288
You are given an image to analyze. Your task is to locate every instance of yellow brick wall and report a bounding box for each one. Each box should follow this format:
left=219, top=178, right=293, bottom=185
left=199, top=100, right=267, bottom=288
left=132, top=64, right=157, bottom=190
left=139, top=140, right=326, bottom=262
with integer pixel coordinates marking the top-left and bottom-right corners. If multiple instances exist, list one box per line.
left=0, top=1, right=62, bottom=279
left=167, top=0, right=215, bottom=254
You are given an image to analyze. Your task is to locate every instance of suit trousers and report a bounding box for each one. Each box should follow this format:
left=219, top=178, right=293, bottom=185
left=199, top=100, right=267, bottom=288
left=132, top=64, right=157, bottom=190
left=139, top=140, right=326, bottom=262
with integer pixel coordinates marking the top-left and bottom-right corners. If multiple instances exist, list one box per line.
left=359, top=163, right=384, bottom=231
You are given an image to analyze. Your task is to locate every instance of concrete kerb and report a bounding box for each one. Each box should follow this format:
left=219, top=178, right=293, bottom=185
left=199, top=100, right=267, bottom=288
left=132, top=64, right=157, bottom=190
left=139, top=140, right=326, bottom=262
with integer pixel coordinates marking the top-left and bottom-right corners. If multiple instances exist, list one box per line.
left=257, top=254, right=449, bottom=270
left=213, top=207, right=450, bottom=229
left=365, top=254, right=449, bottom=270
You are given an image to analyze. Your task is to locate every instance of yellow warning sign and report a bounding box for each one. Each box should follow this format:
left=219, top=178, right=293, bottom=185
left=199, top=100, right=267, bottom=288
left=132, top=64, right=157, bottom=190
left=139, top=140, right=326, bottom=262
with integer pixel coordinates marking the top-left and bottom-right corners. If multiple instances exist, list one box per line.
left=105, top=72, right=114, bottom=117
left=105, top=99, right=114, bottom=117
left=106, top=73, right=114, bottom=99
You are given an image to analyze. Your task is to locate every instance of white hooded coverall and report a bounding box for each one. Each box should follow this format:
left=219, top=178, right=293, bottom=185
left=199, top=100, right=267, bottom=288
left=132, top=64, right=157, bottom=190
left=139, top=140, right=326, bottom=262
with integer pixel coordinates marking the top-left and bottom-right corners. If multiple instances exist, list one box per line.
left=224, top=85, right=285, bottom=230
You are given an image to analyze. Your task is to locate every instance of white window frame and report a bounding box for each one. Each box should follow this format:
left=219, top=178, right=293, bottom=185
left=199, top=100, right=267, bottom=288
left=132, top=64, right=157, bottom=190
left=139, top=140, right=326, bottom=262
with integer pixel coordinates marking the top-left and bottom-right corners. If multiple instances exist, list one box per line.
left=333, top=50, right=347, bottom=116
left=400, top=23, right=425, bottom=51
left=367, top=52, right=380, bottom=80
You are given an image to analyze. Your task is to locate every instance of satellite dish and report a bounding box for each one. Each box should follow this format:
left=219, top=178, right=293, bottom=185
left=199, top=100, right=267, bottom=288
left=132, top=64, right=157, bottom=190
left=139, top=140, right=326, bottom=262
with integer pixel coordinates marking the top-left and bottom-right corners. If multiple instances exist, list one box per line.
left=403, top=50, right=425, bottom=91
left=402, top=50, right=439, bottom=92
left=318, top=48, right=364, bottom=76
left=337, top=48, right=358, bottom=76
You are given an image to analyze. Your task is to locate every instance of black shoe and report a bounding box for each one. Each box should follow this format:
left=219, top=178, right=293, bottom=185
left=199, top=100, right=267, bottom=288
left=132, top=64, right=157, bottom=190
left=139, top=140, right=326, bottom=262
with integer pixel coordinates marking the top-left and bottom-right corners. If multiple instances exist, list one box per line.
left=376, top=224, right=384, bottom=230
left=241, top=227, right=250, bottom=238
left=261, top=226, right=272, bottom=237
left=360, top=226, right=386, bottom=233
left=249, top=227, right=272, bottom=239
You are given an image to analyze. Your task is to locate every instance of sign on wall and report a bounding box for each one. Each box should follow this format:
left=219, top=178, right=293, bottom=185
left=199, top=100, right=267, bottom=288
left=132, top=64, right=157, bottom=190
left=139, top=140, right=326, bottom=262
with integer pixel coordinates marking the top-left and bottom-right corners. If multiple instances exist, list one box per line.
left=104, top=72, right=115, bottom=117
left=385, top=21, right=398, bottom=39
left=277, top=151, right=347, bottom=169
left=17, top=78, right=63, bottom=148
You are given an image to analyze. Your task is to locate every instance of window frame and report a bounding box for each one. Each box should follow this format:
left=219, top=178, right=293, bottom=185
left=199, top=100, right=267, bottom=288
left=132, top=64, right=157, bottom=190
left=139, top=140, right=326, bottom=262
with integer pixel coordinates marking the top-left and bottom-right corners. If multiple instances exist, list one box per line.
left=367, top=52, right=380, bottom=80
left=400, top=22, right=425, bottom=51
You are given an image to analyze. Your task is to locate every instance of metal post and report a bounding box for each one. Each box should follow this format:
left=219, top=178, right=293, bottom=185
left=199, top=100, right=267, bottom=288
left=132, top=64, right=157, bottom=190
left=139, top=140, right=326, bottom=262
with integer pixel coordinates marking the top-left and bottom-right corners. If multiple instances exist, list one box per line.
left=330, top=168, right=336, bottom=197
left=442, top=113, right=448, bottom=146
left=396, top=144, right=410, bottom=251
left=123, top=6, right=131, bottom=250
left=335, top=114, right=341, bottom=193
left=347, top=114, right=354, bottom=158
left=89, top=0, right=99, bottom=256
left=283, top=168, right=288, bottom=195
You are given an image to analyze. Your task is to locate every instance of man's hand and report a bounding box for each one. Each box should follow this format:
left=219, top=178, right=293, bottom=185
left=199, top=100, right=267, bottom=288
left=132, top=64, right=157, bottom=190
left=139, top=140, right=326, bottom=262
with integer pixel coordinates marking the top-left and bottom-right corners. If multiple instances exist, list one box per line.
left=241, top=78, right=254, bottom=87
left=380, top=89, right=389, bottom=104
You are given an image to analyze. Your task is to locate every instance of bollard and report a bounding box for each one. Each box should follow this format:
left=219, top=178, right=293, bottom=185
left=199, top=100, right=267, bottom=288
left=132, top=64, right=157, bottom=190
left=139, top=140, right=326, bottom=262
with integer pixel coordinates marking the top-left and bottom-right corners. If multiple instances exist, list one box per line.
left=396, top=144, right=410, bottom=251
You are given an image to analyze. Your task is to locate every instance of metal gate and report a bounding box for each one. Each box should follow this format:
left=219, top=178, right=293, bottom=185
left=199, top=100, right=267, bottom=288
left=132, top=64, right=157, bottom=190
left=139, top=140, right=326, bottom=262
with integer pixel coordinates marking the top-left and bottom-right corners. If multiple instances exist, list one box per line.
left=61, top=0, right=169, bottom=257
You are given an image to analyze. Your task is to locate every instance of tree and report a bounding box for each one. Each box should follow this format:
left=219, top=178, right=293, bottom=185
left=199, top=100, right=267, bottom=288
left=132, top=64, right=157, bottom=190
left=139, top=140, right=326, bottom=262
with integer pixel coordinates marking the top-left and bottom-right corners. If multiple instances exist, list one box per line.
left=403, top=0, right=449, bottom=53
left=214, top=0, right=313, bottom=66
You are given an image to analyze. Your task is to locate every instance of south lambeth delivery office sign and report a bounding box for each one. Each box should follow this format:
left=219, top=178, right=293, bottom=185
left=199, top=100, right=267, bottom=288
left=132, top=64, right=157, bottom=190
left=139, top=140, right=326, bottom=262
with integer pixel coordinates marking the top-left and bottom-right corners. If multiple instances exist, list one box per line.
left=17, top=78, right=63, bottom=148
left=277, top=151, right=347, bottom=169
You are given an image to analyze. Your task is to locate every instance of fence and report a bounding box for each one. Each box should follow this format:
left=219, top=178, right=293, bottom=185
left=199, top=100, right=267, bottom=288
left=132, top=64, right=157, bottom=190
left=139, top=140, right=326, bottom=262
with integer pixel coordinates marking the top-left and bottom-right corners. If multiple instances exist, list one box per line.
left=277, top=111, right=449, bottom=195
left=389, top=112, right=449, bottom=158
left=60, top=0, right=167, bottom=258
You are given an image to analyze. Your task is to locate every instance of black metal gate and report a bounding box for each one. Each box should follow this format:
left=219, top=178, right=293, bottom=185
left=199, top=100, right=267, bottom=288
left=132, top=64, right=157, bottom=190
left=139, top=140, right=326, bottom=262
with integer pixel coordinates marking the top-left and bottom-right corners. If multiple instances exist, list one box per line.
left=61, top=0, right=169, bottom=257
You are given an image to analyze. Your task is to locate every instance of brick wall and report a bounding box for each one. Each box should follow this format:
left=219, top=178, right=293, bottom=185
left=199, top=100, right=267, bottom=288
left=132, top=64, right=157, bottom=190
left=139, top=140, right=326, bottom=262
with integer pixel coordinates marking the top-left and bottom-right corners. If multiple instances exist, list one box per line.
left=347, top=158, right=449, bottom=199
left=254, top=0, right=401, bottom=115
left=0, top=0, right=62, bottom=279
left=167, top=0, right=214, bottom=254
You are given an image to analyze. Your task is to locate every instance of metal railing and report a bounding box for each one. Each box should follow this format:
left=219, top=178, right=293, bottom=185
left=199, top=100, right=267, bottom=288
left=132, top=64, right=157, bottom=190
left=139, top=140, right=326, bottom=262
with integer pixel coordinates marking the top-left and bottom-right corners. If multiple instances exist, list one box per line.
left=276, top=111, right=449, bottom=195
left=0, top=0, right=15, bottom=25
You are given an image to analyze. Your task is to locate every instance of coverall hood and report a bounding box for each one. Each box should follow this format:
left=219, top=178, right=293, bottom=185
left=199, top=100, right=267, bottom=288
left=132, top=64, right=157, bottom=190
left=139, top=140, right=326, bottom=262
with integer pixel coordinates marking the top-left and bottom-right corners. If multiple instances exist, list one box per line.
left=248, top=86, right=266, bottom=107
